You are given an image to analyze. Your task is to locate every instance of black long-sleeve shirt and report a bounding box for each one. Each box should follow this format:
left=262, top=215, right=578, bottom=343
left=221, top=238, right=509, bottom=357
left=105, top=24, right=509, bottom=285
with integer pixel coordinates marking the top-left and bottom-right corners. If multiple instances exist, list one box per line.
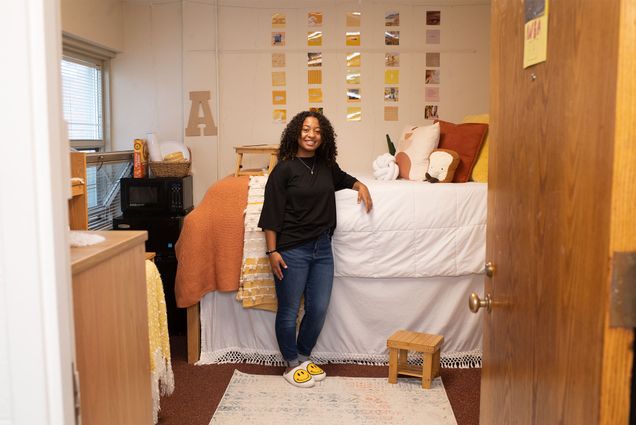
left=258, top=156, right=357, bottom=251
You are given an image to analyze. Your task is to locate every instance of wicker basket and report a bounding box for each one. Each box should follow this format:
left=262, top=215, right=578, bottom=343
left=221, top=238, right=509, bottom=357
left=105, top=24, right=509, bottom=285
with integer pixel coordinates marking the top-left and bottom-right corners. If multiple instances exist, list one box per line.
left=149, top=160, right=191, bottom=178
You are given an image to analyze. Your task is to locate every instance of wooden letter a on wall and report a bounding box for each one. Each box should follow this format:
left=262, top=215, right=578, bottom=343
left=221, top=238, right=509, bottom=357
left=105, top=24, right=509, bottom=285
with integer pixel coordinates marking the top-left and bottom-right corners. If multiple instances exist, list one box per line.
left=185, top=90, right=218, bottom=137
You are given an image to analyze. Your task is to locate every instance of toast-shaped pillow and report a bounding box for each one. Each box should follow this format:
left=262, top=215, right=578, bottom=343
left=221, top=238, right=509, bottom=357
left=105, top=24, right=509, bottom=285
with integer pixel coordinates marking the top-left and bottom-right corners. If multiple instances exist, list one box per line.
left=425, top=149, right=460, bottom=183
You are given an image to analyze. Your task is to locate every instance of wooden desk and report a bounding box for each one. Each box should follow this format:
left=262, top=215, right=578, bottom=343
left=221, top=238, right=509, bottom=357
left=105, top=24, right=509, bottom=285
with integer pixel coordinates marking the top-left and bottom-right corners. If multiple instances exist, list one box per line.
left=234, top=144, right=279, bottom=176
left=71, top=231, right=153, bottom=425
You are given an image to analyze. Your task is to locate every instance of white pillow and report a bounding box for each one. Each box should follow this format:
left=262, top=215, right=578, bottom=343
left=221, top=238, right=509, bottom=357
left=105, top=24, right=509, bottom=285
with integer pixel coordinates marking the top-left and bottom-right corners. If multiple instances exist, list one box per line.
left=394, top=122, right=440, bottom=180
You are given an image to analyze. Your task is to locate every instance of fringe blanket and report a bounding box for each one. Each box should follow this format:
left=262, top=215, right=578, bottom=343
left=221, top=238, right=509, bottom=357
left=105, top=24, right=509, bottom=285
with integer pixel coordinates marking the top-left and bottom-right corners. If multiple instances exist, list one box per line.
left=146, top=260, right=174, bottom=424
left=236, top=176, right=277, bottom=312
left=175, top=175, right=249, bottom=308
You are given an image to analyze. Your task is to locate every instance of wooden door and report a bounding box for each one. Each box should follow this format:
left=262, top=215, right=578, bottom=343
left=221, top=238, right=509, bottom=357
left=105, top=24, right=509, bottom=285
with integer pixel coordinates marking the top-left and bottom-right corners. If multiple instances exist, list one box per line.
left=481, top=1, right=635, bottom=424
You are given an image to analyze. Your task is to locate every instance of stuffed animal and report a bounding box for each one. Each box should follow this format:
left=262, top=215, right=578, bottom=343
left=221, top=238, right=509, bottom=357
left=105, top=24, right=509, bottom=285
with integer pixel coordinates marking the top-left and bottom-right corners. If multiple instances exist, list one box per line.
left=425, top=149, right=460, bottom=183
left=394, top=122, right=440, bottom=180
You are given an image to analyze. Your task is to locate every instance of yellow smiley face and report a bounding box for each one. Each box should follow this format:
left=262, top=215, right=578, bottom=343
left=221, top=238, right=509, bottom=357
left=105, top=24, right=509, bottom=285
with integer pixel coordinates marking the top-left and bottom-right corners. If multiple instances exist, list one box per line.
left=294, top=369, right=312, bottom=383
left=306, top=363, right=324, bottom=375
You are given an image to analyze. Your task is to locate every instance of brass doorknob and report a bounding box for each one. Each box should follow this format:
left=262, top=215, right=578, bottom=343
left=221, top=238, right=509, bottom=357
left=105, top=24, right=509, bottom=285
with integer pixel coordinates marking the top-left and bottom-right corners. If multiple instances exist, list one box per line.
left=485, top=261, right=495, bottom=277
left=469, top=292, right=492, bottom=313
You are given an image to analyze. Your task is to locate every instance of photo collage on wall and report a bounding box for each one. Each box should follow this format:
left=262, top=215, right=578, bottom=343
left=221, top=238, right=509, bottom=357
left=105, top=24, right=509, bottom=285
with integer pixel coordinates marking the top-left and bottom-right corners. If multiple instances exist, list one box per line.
left=307, top=12, right=324, bottom=115
left=424, top=10, right=441, bottom=120
left=271, top=13, right=287, bottom=123
left=383, top=10, right=400, bottom=121
left=345, top=12, right=361, bottom=121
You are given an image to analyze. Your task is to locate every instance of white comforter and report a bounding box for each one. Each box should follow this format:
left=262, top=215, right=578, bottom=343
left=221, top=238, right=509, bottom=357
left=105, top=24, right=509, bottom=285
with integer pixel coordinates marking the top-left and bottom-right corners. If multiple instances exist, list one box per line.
left=333, top=178, right=487, bottom=278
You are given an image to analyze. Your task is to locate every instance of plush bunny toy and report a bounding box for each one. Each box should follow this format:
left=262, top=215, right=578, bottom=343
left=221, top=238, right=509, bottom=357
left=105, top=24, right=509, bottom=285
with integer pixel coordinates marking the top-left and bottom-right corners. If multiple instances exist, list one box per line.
left=425, top=149, right=460, bottom=183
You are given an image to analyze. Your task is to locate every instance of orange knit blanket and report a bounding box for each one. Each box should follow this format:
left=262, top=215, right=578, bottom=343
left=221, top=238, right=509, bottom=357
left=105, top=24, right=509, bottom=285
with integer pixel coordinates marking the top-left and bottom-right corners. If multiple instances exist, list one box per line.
left=174, top=175, right=249, bottom=308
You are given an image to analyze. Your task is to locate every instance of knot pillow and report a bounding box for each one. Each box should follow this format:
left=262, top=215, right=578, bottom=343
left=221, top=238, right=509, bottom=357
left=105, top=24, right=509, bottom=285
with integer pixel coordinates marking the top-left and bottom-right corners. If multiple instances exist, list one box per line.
left=394, top=122, right=440, bottom=180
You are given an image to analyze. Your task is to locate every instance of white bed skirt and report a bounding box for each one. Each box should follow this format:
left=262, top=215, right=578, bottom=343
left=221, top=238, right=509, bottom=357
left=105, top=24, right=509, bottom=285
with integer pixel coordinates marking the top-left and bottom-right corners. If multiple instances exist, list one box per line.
left=198, top=274, right=484, bottom=368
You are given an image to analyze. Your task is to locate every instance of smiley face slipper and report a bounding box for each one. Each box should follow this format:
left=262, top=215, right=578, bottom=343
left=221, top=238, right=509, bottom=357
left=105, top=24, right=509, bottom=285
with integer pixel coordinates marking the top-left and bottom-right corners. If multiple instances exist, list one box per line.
left=283, top=364, right=315, bottom=388
left=300, top=360, right=326, bottom=382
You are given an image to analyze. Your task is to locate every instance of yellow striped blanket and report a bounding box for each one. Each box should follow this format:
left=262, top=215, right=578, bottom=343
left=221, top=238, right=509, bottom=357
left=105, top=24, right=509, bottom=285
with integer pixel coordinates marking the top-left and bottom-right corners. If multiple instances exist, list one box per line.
left=236, top=176, right=278, bottom=312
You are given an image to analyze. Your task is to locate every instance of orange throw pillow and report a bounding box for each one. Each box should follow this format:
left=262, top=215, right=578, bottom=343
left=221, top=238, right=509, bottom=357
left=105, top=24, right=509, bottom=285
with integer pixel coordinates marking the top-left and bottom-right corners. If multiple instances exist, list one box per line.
left=436, top=120, right=488, bottom=183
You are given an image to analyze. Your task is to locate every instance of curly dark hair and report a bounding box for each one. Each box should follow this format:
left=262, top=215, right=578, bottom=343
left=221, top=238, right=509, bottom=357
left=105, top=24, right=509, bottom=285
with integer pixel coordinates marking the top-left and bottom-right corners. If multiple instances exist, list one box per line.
left=278, top=111, right=338, bottom=165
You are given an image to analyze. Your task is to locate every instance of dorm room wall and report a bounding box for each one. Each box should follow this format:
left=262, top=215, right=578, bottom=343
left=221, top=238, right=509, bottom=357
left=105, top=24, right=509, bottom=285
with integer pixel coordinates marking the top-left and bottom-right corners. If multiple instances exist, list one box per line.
left=60, top=0, right=124, bottom=51
left=218, top=1, right=490, bottom=174
left=110, top=1, right=219, bottom=205
left=62, top=0, right=489, bottom=205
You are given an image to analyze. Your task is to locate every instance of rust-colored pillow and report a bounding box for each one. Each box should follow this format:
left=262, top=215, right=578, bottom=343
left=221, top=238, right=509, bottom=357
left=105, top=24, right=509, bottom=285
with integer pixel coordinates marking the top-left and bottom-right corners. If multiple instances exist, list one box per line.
left=435, top=120, right=489, bottom=183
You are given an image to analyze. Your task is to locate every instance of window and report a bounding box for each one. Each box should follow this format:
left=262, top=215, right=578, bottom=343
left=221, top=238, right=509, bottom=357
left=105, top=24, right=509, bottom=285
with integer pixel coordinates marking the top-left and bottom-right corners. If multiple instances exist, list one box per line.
left=62, top=34, right=120, bottom=229
left=61, top=57, right=103, bottom=147
left=61, top=34, right=115, bottom=150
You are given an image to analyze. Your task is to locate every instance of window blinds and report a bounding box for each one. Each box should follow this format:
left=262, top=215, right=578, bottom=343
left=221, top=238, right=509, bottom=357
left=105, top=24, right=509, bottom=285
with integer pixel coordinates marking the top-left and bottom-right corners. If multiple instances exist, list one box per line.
left=61, top=57, right=103, bottom=143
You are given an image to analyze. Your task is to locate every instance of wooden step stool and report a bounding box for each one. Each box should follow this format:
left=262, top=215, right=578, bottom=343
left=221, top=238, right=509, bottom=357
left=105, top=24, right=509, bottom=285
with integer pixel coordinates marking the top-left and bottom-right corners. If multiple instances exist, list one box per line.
left=387, top=330, right=443, bottom=389
left=234, top=145, right=279, bottom=177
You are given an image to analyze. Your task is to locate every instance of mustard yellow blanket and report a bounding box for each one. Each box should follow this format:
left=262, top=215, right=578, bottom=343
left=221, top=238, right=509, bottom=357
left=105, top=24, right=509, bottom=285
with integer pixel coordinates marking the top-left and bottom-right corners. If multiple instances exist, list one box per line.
left=146, top=260, right=174, bottom=424
left=236, top=176, right=277, bottom=312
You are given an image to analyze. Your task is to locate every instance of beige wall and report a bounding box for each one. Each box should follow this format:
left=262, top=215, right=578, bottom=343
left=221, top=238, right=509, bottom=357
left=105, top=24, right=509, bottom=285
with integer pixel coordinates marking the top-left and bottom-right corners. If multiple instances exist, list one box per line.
left=111, top=0, right=218, bottom=205
left=74, top=0, right=489, bottom=204
left=61, top=0, right=124, bottom=51
left=217, top=2, right=490, bottom=176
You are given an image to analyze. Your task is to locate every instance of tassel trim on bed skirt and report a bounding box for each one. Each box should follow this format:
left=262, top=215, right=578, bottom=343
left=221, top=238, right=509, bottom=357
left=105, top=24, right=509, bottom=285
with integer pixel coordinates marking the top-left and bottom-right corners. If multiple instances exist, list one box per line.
left=196, top=348, right=482, bottom=368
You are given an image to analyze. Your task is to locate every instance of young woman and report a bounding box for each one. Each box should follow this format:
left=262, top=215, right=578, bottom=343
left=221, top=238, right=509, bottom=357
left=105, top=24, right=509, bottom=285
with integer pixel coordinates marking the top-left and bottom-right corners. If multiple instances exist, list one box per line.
left=258, top=111, right=373, bottom=388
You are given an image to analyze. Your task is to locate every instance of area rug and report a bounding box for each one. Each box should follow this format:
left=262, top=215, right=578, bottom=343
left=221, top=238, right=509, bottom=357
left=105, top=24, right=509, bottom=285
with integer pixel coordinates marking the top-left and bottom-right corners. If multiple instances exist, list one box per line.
left=209, top=371, right=458, bottom=425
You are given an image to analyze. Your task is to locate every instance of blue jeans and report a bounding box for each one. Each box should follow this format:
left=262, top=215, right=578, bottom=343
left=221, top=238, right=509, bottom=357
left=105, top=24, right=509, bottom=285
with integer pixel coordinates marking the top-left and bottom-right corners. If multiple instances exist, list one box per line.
left=274, top=233, right=334, bottom=362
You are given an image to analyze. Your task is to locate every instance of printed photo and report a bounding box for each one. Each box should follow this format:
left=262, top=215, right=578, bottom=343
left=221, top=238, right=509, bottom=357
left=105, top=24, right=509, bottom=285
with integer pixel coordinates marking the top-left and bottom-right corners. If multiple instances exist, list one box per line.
left=308, top=88, right=323, bottom=103
left=426, top=52, right=440, bottom=67
left=308, top=12, right=323, bottom=27
left=525, top=0, right=546, bottom=22
left=426, top=29, right=440, bottom=44
left=426, top=11, right=441, bottom=25
left=346, top=52, right=361, bottom=67
left=271, top=71, right=286, bottom=87
left=272, top=32, right=285, bottom=46
left=385, top=31, right=400, bottom=46
left=308, top=69, right=322, bottom=85
left=384, top=87, right=399, bottom=102
left=346, top=69, right=361, bottom=85
left=272, top=90, right=286, bottom=105
left=347, top=88, right=361, bottom=102
left=307, top=31, right=323, bottom=46
left=384, top=106, right=398, bottom=121
left=385, top=52, right=400, bottom=67
left=346, top=12, right=361, bottom=27
left=425, top=69, right=440, bottom=84
left=425, top=87, right=440, bottom=102
left=347, top=107, right=362, bottom=121
left=384, top=69, right=400, bottom=85
left=272, top=13, right=286, bottom=28
left=273, top=109, right=286, bottom=123
left=424, top=105, right=439, bottom=119
left=272, top=53, right=285, bottom=68
left=385, top=11, right=399, bottom=26
left=346, top=32, right=361, bottom=46
left=308, top=52, right=322, bottom=67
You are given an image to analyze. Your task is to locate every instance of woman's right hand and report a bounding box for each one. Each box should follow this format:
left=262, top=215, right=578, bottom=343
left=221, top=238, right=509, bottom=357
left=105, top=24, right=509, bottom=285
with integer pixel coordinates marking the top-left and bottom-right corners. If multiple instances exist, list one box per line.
left=269, top=252, right=287, bottom=280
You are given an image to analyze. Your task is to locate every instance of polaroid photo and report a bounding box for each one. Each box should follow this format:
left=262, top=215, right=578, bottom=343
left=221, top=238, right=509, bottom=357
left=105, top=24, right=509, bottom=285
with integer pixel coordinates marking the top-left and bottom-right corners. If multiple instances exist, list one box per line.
left=385, top=31, right=400, bottom=46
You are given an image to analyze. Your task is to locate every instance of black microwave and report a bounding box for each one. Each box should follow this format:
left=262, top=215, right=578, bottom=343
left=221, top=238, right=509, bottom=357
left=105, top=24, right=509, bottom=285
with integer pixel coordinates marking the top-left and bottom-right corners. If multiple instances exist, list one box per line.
left=120, top=175, right=193, bottom=216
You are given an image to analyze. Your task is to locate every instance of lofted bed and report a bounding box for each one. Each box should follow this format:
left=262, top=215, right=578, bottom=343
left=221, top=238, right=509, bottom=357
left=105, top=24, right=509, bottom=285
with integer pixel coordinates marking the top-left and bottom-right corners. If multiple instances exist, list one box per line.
left=176, top=174, right=487, bottom=367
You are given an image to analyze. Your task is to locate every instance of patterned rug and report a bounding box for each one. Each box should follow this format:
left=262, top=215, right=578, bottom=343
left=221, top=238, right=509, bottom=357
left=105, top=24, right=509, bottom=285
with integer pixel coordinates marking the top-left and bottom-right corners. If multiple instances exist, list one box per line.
left=209, top=371, right=458, bottom=425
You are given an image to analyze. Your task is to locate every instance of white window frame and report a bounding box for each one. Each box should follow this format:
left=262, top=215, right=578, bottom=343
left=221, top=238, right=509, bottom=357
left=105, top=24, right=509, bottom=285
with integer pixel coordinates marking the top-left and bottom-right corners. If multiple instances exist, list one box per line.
left=62, top=33, right=116, bottom=151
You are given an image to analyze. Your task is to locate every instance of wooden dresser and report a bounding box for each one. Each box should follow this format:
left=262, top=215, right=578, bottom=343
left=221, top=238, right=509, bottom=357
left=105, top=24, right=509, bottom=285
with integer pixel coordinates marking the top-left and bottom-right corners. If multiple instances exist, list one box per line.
left=70, top=230, right=153, bottom=425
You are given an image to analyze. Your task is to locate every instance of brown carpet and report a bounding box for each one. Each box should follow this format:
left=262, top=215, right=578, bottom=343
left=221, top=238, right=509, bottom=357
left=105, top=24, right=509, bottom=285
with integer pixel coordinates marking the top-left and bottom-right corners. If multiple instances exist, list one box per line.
left=158, top=336, right=480, bottom=425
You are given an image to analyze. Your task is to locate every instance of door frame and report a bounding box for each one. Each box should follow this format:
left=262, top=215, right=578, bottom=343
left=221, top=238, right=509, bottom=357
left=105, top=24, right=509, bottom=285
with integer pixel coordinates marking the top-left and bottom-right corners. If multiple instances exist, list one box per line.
left=0, top=0, right=75, bottom=423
